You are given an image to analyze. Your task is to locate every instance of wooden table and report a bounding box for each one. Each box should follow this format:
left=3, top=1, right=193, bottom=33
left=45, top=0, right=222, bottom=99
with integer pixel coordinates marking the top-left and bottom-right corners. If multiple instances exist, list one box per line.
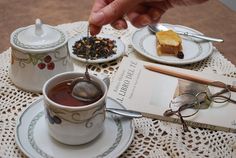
left=0, top=0, right=235, bottom=65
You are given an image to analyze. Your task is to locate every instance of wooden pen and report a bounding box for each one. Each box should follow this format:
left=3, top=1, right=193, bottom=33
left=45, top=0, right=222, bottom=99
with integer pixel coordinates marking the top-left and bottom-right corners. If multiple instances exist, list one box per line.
left=144, top=64, right=236, bottom=92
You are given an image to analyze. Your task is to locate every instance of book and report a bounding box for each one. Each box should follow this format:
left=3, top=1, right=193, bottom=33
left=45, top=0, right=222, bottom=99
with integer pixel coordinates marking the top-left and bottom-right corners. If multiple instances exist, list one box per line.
left=107, top=57, right=236, bottom=133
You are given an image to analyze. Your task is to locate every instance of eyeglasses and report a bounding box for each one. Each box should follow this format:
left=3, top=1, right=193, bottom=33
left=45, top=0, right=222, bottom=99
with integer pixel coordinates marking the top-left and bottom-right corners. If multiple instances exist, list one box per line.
left=163, top=81, right=236, bottom=132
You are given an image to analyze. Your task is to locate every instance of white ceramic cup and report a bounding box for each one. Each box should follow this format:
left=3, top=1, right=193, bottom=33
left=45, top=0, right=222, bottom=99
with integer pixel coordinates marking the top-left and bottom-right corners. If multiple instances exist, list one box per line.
left=42, top=72, right=108, bottom=145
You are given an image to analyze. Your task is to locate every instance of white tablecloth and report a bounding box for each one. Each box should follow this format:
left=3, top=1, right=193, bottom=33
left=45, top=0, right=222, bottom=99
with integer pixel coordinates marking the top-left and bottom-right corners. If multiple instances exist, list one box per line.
left=0, top=21, right=236, bottom=158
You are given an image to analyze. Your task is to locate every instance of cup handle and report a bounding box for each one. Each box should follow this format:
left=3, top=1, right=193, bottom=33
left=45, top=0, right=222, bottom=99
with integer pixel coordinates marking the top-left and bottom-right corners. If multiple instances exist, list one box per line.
left=97, top=73, right=110, bottom=88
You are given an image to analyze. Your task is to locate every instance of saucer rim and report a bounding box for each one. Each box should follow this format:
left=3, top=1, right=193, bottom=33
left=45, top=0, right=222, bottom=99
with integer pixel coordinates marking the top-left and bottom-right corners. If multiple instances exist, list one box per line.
left=15, top=97, right=134, bottom=158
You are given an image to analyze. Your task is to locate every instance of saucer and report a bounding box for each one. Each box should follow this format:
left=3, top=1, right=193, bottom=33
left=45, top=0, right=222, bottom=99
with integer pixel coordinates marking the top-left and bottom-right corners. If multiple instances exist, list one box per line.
left=132, top=24, right=213, bottom=65
left=68, top=34, right=125, bottom=64
left=15, top=97, right=134, bottom=158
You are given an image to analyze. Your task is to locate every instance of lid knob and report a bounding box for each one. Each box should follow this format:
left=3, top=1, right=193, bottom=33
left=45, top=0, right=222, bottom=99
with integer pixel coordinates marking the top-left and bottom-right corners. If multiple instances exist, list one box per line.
left=35, top=19, right=43, bottom=36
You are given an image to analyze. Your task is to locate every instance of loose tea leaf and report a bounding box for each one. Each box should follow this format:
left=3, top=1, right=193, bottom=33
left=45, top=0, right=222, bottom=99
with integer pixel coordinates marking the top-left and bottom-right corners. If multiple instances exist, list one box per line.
left=72, top=36, right=117, bottom=60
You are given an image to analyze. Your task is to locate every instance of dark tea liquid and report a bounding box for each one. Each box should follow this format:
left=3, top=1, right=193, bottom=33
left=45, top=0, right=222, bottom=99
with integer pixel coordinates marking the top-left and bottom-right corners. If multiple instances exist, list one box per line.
left=48, top=80, right=103, bottom=107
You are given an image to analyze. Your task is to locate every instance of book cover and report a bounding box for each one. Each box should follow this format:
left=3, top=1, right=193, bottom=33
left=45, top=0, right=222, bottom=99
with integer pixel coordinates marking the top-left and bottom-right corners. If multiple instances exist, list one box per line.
left=107, top=57, right=236, bottom=133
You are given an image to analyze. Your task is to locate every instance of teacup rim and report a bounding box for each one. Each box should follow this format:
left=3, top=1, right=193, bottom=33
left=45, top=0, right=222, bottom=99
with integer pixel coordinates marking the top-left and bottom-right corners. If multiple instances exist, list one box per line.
left=42, top=71, right=107, bottom=110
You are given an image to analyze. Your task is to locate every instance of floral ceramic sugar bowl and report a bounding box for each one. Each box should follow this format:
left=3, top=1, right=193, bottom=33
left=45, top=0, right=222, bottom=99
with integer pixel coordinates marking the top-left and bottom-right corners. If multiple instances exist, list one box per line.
left=10, top=19, right=73, bottom=92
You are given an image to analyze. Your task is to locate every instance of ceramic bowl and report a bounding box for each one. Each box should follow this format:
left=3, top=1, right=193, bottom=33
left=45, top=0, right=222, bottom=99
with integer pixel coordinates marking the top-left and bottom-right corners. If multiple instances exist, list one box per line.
left=10, top=19, right=74, bottom=92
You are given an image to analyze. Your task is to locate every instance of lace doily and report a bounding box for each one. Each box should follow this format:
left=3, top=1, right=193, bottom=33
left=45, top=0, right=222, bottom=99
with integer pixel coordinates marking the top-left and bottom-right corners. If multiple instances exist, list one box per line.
left=0, top=21, right=236, bottom=158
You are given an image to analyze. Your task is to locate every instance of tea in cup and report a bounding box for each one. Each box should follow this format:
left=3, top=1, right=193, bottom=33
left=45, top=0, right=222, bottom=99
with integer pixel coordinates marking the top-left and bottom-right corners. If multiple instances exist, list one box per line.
left=42, top=72, right=108, bottom=145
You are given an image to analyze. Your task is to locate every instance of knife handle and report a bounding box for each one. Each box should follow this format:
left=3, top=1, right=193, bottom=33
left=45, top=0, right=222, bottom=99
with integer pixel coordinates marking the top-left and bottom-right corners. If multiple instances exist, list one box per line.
left=177, top=31, right=224, bottom=43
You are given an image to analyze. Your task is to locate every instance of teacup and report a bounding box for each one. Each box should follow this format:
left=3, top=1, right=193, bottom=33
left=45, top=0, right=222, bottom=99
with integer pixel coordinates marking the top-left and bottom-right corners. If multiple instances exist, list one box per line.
left=42, top=72, right=108, bottom=145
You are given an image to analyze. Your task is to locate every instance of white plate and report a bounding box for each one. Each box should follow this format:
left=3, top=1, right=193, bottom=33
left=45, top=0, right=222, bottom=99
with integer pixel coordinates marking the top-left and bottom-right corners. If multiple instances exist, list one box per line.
left=132, top=24, right=213, bottom=65
left=15, top=97, right=134, bottom=158
left=68, top=34, right=125, bottom=63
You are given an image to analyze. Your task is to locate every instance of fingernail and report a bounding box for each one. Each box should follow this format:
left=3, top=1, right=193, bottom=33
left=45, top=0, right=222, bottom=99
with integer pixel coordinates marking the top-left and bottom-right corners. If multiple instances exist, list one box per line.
left=141, top=18, right=151, bottom=26
left=152, top=15, right=160, bottom=21
left=90, top=11, right=105, bottom=25
left=89, top=25, right=96, bottom=36
left=89, top=25, right=101, bottom=35
left=115, top=23, right=126, bottom=30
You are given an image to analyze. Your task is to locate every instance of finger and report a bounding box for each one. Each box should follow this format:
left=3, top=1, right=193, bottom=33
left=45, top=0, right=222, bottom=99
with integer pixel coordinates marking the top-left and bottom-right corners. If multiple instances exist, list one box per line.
left=89, top=0, right=110, bottom=26
left=110, top=18, right=128, bottom=30
left=127, top=6, right=161, bottom=27
left=90, top=0, right=111, bottom=13
left=129, top=14, right=152, bottom=28
left=126, top=12, right=140, bottom=23
left=127, top=3, right=166, bottom=28
left=126, top=4, right=148, bottom=22
left=149, top=16, right=162, bottom=25
left=89, top=0, right=139, bottom=27
left=128, top=9, right=164, bottom=28
left=144, top=1, right=172, bottom=11
left=89, top=24, right=102, bottom=36
left=168, top=0, right=208, bottom=6
left=89, top=0, right=113, bottom=35
left=148, top=8, right=165, bottom=21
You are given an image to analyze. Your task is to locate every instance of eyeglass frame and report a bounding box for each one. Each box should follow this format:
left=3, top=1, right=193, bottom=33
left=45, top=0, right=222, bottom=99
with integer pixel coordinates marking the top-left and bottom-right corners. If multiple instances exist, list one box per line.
left=163, top=81, right=236, bottom=132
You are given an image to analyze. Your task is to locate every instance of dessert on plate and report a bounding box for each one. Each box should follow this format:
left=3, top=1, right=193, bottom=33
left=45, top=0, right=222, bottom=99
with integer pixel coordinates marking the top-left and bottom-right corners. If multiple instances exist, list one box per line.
left=156, top=30, right=184, bottom=59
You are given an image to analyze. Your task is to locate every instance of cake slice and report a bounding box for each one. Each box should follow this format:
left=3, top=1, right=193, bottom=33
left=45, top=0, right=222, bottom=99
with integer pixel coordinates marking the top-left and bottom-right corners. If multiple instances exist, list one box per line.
left=156, top=30, right=183, bottom=58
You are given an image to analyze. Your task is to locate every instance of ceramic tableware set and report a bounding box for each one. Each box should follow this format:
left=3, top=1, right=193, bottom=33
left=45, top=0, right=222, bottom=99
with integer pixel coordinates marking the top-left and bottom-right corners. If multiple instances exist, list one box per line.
left=12, top=19, right=134, bottom=158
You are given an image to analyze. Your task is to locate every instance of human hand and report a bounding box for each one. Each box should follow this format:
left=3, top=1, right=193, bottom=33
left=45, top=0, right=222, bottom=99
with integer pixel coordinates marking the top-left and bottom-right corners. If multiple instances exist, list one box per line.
left=89, top=0, right=208, bottom=35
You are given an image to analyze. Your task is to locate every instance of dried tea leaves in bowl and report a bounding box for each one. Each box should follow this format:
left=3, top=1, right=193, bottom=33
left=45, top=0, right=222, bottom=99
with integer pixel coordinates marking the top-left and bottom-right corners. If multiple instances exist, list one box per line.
left=72, top=36, right=117, bottom=60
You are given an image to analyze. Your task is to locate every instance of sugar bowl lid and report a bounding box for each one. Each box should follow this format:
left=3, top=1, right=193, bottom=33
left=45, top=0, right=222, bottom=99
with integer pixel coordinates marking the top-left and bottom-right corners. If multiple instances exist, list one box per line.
left=10, top=19, right=67, bottom=53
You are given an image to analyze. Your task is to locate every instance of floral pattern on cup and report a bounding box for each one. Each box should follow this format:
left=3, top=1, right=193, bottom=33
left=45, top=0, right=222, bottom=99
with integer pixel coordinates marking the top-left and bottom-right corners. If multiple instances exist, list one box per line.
left=45, top=109, right=62, bottom=124
left=11, top=46, right=69, bottom=70
left=45, top=101, right=106, bottom=128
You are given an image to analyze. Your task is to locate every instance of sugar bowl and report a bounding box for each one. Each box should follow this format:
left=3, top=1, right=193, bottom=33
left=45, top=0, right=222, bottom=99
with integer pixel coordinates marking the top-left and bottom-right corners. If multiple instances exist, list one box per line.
left=10, top=19, right=73, bottom=92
